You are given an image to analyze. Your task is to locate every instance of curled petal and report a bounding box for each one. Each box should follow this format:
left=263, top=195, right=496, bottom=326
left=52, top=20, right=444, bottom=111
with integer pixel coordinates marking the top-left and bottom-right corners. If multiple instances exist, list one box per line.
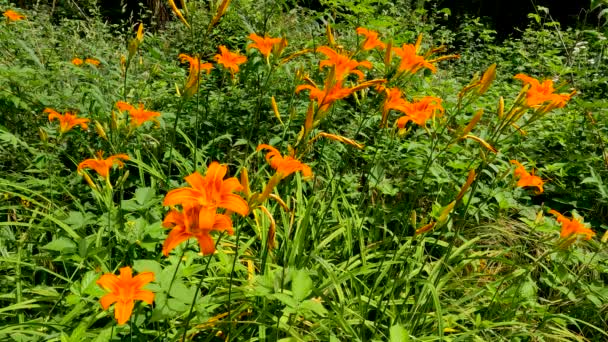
left=221, top=178, right=244, bottom=194
left=218, top=194, right=249, bottom=216
left=162, top=224, right=192, bottom=256
left=184, top=171, right=206, bottom=191
left=213, top=214, right=234, bottom=234
left=196, top=233, right=216, bottom=255
left=163, top=188, right=203, bottom=207
left=162, top=210, right=185, bottom=228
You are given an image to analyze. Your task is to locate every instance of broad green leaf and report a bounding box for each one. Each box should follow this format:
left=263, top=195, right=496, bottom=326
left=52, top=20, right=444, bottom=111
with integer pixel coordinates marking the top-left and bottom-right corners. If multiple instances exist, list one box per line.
left=133, top=259, right=163, bottom=277
left=292, top=269, right=312, bottom=301
left=135, top=187, right=155, bottom=205
left=389, top=324, right=409, bottom=342
left=169, top=281, right=196, bottom=304
left=42, top=237, right=76, bottom=253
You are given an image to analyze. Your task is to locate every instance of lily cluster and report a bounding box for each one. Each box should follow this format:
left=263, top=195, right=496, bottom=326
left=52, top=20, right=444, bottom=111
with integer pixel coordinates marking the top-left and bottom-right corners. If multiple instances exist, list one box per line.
left=70, top=21, right=588, bottom=329
left=514, top=74, right=575, bottom=113
left=161, top=162, right=249, bottom=256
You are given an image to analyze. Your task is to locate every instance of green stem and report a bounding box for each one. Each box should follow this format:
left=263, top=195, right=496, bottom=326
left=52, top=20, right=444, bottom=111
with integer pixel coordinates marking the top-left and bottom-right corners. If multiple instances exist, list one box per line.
left=226, top=221, right=243, bottom=338
left=181, top=232, right=227, bottom=341
left=16, top=226, right=24, bottom=324
left=166, top=100, right=187, bottom=181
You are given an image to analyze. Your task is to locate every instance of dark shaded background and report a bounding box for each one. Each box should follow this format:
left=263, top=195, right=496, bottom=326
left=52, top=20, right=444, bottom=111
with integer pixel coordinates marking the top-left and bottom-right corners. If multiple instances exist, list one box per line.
left=16, top=0, right=593, bottom=38
left=440, top=0, right=590, bottom=38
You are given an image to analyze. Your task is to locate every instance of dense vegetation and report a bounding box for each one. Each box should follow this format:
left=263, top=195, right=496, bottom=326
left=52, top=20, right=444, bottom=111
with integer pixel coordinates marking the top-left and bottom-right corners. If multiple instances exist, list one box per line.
left=1, top=0, right=608, bottom=340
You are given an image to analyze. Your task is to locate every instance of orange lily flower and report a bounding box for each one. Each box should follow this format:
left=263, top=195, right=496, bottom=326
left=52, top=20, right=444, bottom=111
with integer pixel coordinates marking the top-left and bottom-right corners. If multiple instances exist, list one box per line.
left=179, top=54, right=213, bottom=96
left=510, top=160, right=544, bottom=194
left=296, top=80, right=356, bottom=112
left=380, top=87, right=408, bottom=127
left=45, top=108, right=89, bottom=133
left=247, top=33, right=283, bottom=58
left=514, top=74, right=573, bottom=109
left=97, top=266, right=154, bottom=325
left=356, top=27, right=386, bottom=50
left=162, top=205, right=234, bottom=256
left=84, top=58, right=101, bottom=66
left=163, top=162, right=249, bottom=217
left=257, top=144, right=312, bottom=179
left=296, top=78, right=384, bottom=112
left=317, top=46, right=372, bottom=81
left=548, top=209, right=595, bottom=240
left=72, top=58, right=84, bottom=66
left=395, top=96, right=444, bottom=128
left=214, top=45, right=247, bottom=74
left=77, top=151, right=129, bottom=179
left=393, top=44, right=436, bottom=74
left=3, top=10, right=25, bottom=21
left=116, top=101, right=161, bottom=127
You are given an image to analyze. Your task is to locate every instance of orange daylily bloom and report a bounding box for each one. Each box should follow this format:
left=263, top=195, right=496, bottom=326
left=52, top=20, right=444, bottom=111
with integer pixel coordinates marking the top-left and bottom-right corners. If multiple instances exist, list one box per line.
left=393, top=44, right=436, bottom=74
left=77, top=151, right=129, bottom=179
left=395, top=96, right=444, bottom=128
left=510, top=160, right=544, bottom=194
left=96, top=266, right=154, bottom=325
left=356, top=27, right=386, bottom=50
left=162, top=205, right=234, bottom=256
left=316, top=46, right=372, bottom=81
left=380, top=87, right=408, bottom=127
left=116, top=101, right=161, bottom=127
left=257, top=144, right=312, bottom=179
left=247, top=33, right=283, bottom=58
left=296, top=78, right=384, bottom=112
left=296, top=80, right=356, bottom=112
left=548, top=209, right=595, bottom=240
left=72, top=58, right=84, bottom=66
left=45, top=108, right=89, bottom=133
left=179, top=54, right=213, bottom=96
left=84, top=58, right=101, bottom=66
left=3, top=9, right=25, bottom=21
left=163, top=162, right=249, bottom=217
left=514, top=74, right=573, bottom=109
left=214, top=45, right=247, bottom=74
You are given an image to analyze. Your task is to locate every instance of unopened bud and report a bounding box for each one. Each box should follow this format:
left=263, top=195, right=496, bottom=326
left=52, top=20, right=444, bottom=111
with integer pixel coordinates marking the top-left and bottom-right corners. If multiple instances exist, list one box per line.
left=38, top=127, right=48, bottom=143
left=94, top=121, right=107, bottom=141
left=115, top=170, right=130, bottom=189
left=83, top=172, right=98, bottom=190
